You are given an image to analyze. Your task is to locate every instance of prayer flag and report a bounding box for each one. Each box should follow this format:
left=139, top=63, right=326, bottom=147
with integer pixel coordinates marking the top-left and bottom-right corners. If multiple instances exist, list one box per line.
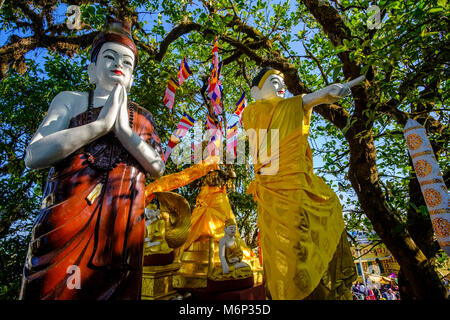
left=206, top=113, right=218, bottom=130
left=226, top=122, right=238, bottom=160
left=233, top=92, right=247, bottom=124
left=207, top=128, right=223, bottom=157
left=164, top=112, right=195, bottom=162
left=209, top=81, right=223, bottom=115
left=177, top=112, right=196, bottom=131
left=178, top=57, right=192, bottom=85
left=163, top=78, right=179, bottom=110
left=207, top=38, right=223, bottom=115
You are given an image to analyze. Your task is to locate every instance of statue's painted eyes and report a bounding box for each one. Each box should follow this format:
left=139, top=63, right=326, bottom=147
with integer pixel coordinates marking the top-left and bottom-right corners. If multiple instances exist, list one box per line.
left=124, top=60, right=133, bottom=66
left=104, top=55, right=114, bottom=60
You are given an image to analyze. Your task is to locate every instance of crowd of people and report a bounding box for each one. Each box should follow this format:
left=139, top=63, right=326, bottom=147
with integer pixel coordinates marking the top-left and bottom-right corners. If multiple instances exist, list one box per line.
left=352, top=281, right=400, bottom=300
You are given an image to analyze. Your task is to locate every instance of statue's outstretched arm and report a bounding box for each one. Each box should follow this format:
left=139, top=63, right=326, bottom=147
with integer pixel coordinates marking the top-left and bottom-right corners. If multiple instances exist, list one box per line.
left=302, top=75, right=365, bottom=111
left=25, top=85, right=122, bottom=169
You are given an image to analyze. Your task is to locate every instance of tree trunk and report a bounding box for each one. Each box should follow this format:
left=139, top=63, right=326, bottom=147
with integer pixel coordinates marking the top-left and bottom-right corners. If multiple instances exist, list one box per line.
left=346, top=124, right=447, bottom=299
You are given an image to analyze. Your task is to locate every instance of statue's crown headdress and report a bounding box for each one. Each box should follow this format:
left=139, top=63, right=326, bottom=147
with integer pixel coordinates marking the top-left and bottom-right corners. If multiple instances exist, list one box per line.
left=90, top=16, right=138, bottom=68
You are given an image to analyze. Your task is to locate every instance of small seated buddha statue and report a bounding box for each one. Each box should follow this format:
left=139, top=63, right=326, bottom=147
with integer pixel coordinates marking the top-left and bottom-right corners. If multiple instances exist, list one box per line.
left=207, top=219, right=253, bottom=292
left=144, top=206, right=173, bottom=256
left=211, top=219, right=252, bottom=277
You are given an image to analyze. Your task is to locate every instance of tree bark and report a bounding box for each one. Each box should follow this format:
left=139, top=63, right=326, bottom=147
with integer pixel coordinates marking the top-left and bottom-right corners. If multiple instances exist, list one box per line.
left=345, top=123, right=446, bottom=299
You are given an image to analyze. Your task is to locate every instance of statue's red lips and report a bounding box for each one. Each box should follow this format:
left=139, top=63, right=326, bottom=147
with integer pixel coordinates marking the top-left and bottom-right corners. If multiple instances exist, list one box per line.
left=112, top=70, right=124, bottom=76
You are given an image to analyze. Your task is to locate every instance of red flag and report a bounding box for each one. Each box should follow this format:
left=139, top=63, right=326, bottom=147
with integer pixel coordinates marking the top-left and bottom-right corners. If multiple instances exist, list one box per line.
left=163, top=78, right=179, bottom=110
left=178, top=57, right=192, bottom=85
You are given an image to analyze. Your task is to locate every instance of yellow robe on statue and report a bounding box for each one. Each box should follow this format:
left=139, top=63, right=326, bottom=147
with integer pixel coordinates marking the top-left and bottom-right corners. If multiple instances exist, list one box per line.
left=243, top=95, right=354, bottom=300
left=184, top=185, right=236, bottom=250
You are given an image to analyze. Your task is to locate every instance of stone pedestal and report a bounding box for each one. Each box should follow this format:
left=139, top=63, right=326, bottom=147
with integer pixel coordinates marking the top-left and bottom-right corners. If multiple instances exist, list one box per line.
left=141, top=263, right=181, bottom=300
left=173, top=237, right=215, bottom=289
left=174, top=236, right=264, bottom=291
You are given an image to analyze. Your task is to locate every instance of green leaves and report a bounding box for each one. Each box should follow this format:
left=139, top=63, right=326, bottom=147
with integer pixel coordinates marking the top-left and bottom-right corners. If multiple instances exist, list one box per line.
left=0, top=0, right=448, bottom=298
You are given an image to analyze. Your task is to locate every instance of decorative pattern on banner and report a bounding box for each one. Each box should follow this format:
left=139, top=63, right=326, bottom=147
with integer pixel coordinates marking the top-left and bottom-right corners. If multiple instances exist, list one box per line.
left=404, top=119, right=450, bottom=256
left=164, top=112, right=196, bottom=162
left=163, top=78, right=179, bottom=110
left=226, top=122, right=238, bottom=160
left=233, top=92, right=247, bottom=125
left=178, top=57, right=192, bottom=85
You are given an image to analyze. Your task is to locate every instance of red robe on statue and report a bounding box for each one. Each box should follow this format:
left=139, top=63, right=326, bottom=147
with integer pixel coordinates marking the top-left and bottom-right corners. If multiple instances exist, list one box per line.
left=20, top=100, right=163, bottom=300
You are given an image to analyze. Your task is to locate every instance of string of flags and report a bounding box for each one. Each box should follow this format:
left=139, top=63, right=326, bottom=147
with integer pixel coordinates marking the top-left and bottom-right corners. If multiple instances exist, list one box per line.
left=163, top=57, right=193, bottom=110
left=164, top=112, right=196, bottom=162
left=161, top=39, right=248, bottom=163
left=207, top=37, right=223, bottom=116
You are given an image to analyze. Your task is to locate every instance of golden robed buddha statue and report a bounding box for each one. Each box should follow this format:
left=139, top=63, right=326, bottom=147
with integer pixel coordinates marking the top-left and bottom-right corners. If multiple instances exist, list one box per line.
left=242, top=67, right=362, bottom=300
left=144, top=206, right=173, bottom=255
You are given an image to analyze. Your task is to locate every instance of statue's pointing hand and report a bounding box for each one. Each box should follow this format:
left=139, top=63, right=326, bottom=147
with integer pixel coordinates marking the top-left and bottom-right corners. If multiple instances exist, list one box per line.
left=328, top=75, right=365, bottom=99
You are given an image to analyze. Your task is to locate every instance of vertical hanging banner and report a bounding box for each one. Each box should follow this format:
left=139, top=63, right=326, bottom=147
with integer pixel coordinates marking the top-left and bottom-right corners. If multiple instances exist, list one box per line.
left=164, top=112, right=196, bottom=162
left=404, top=119, right=450, bottom=256
left=205, top=113, right=218, bottom=131
left=233, top=92, right=247, bottom=125
left=163, top=78, right=179, bottom=110
left=178, top=57, right=192, bottom=85
left=226, top=122, right=238, bottom=160
left=207, top=37, right=223, bottom=115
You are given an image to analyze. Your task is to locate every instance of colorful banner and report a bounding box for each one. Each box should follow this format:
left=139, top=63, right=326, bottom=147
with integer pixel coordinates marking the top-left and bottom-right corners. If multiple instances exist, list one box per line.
left=404, top=119, right=450, bottom=256
left=164, top=112, right=196, bottom=162
left=205, top=113, right=218, bottom=131
left=233, top=92, right=247, bottom=124
left=178, top=57, right=192, bottom=85
left=163, top=78, right=179, bottom=110
left=207, top=37, right=223, bottom=115
left=226, top=122, right=238, bottom=160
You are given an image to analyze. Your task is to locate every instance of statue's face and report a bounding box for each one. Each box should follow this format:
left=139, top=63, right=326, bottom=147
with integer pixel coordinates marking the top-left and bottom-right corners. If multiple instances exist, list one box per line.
left=92, top=42, right=135, bottom=91
left=259, top=74, right=286, bottom=100
left=225, top=224, right=237, bottom=236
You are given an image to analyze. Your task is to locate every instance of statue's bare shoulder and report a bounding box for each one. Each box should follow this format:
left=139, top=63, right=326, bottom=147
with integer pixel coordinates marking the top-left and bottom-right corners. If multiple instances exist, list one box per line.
left=49, top=90, right=89, bottom=120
